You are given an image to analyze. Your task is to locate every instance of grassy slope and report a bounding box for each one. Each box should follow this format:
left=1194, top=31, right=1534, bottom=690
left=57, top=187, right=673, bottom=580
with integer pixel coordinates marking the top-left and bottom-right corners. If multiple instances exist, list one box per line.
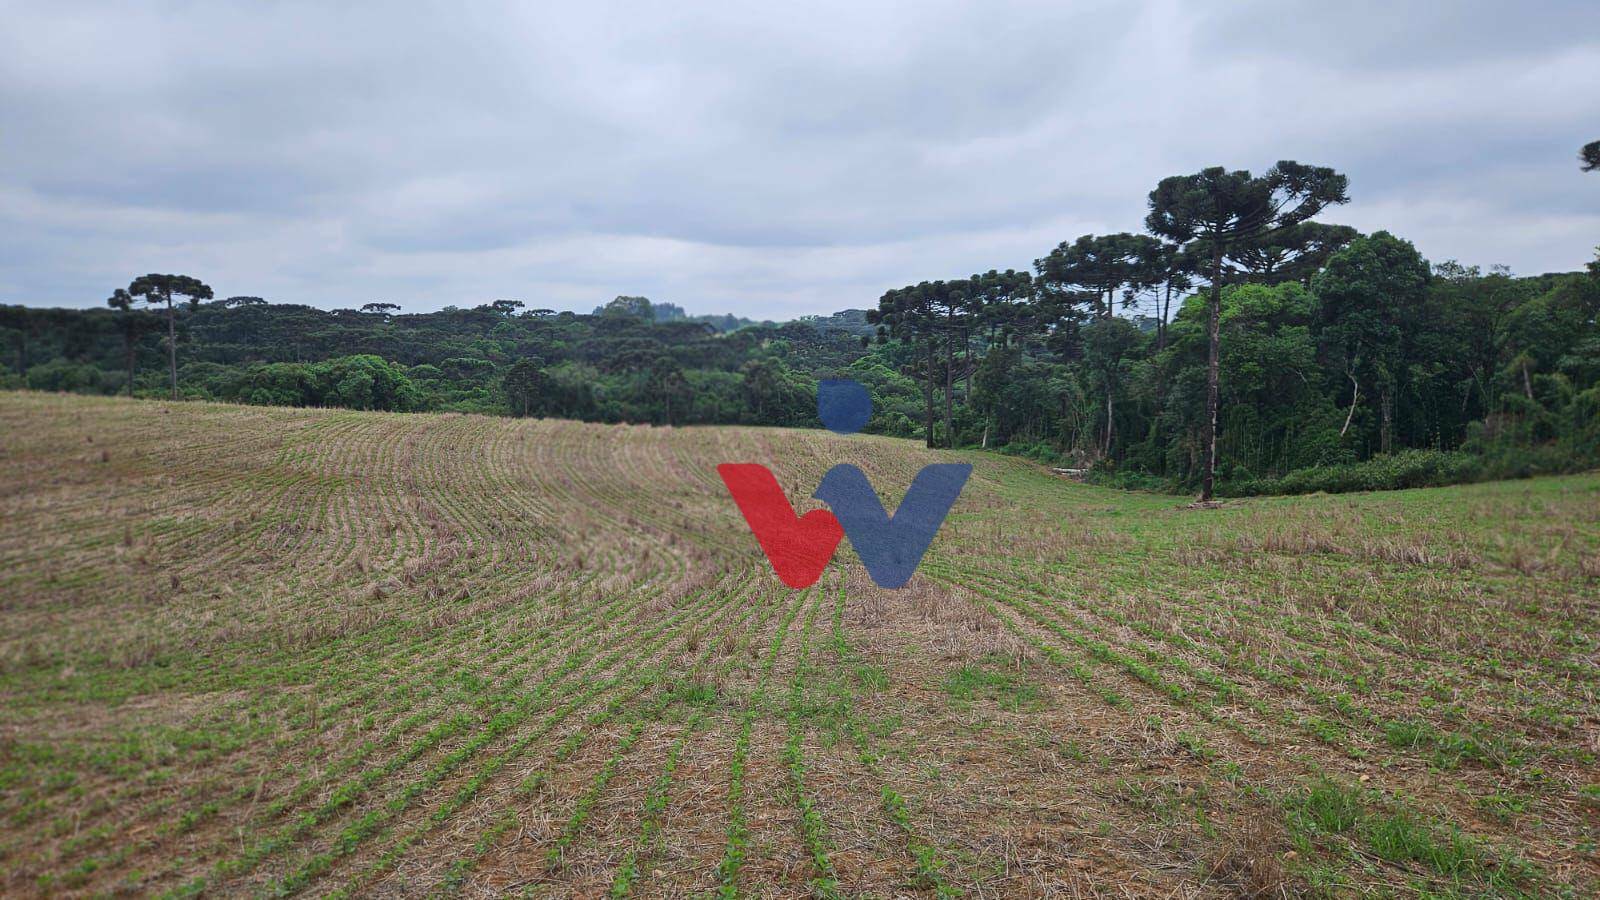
left=0, top=391, right=1596, bottom=898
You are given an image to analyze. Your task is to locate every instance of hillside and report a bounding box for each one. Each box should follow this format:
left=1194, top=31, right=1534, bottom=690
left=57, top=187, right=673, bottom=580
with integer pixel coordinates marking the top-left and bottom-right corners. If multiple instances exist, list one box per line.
left=1, top=392, right=1597, bottom=896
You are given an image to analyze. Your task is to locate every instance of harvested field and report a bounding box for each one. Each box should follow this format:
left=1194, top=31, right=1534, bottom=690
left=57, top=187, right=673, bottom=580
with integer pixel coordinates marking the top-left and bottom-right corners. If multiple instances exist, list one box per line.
left=1, top=392, right=1597, bottom=897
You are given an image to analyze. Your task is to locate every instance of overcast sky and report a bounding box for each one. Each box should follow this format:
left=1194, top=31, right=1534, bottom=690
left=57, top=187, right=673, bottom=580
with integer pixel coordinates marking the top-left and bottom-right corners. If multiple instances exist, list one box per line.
left=3, top=0, right=1597, bottom=319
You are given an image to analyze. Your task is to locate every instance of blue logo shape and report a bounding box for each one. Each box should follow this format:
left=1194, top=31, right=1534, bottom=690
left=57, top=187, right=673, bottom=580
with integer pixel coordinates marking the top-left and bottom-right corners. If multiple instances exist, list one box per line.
left=818, top=378, right=872, bottom=435
left=813, top=462, right=972, bottom=588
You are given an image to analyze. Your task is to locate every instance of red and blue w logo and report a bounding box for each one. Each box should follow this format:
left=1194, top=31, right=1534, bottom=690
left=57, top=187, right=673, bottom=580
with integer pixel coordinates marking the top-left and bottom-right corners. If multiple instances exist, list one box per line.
left=719, top=380, right=970, bottom=589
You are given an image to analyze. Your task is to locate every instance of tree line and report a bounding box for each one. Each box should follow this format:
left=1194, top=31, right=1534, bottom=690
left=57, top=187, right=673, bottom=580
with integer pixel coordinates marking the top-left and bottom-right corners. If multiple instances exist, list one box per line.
left=866, top=152, right=1598, bottom=496
left=2, top=144, right=1596, bottom=496
left=0, top=292, right=890, bottom=429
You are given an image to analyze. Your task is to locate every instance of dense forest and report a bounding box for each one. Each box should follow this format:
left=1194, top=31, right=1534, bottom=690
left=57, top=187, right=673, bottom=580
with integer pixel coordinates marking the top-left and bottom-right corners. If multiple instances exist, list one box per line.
left=0, top=293, right=878, bottom=423
left=5, top=154, right=1598, bottom=497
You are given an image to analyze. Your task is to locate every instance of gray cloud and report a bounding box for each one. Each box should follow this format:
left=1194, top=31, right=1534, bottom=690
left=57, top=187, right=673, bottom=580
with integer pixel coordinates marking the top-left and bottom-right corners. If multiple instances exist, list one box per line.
left=2, top=0, right=1597, bottom=318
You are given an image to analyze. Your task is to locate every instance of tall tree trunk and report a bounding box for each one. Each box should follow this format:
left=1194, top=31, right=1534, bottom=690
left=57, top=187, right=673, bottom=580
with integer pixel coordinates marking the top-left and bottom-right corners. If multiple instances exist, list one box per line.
left=959, top=326, right=972, bottom=400
left=944, top=332, right=954, bottom=448
left=923, top=340, right=935, bottom=449
left=1102, top=286, right=1116, bottom=459
left=124, top=330, right=136, bottom=397
left=1522, top=363, right=1533, bottom=401
left=1104, top=381, right=1114, bottom=458
left=1341, top=371, right=1361, bottom=437
left=1380, top=385, right=1394, bottom=454
left=1201, top=246, right=1222, bottom=502
left=165, top=296, right=178, bottom=400
left=1158, top=280, right=1172, bottom=350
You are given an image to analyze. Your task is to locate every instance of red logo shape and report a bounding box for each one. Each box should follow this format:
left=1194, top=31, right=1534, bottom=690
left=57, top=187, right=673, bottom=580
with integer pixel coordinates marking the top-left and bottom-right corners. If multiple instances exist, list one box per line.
left=717, top=463, right=843, bottom=588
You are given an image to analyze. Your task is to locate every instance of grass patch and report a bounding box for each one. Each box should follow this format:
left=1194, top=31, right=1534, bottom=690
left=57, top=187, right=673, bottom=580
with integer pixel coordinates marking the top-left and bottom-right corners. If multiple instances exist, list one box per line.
left=941, top=660, right=1041, bottom=712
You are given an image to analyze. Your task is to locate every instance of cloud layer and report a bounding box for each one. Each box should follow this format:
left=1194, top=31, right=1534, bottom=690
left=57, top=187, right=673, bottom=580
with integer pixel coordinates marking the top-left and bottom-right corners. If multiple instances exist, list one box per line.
left=3, top=0, right=1597, bottom=318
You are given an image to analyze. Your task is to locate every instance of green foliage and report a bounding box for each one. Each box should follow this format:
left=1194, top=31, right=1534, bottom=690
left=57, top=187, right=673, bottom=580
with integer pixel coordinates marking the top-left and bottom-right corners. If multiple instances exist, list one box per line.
left=1313, top=231, right=1432, bottom=452
left=0, top=298, right=856, bottom=428
left=1223, top=450, right=1486, bottom=497
left=740, top=357, right=815, bottom=426
left=1289, top=778, right=1363, bottom=834
left=1035, top=232, right=1162, bottom=319
left=1362, top=812, right=1478, bottom=877
left=596, top=295, right=654, bottom=319
left=205, top=355, right=423, bottom=411
left=942, top=661, right=1041, bottom=711
left=23, top=359, right=119, bottom=394
left=501, top=357, right=548, bottom=417
left=6, top=217, right=1599, bottom=498
left=1146, top=162, right=1351, bottom=498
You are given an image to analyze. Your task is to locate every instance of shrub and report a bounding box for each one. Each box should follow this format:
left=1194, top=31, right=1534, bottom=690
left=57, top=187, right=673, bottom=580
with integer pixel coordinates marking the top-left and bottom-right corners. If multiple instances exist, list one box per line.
left=24, top=360, right=118, bottom=394
left=1221, top=449, right=1485, bottom=497
left=1087, top=469, right=1176, bottom=493
left=1223, top=442, right=1599, bottom=497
